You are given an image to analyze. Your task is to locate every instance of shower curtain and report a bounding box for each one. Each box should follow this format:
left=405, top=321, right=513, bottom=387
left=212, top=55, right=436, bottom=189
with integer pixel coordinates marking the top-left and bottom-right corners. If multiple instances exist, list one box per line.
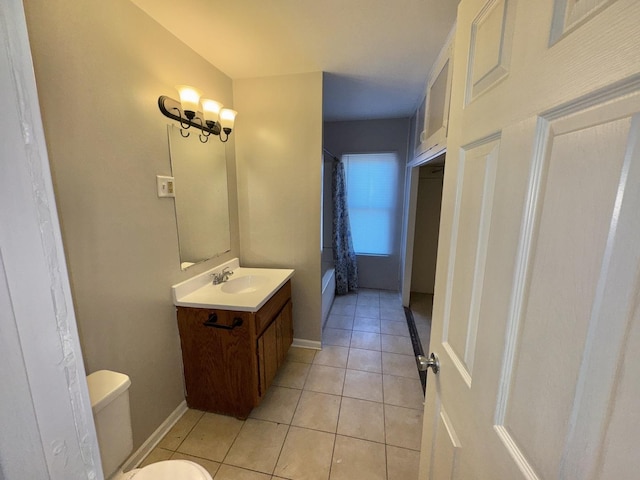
left=332, top=159, right=358, bottom=294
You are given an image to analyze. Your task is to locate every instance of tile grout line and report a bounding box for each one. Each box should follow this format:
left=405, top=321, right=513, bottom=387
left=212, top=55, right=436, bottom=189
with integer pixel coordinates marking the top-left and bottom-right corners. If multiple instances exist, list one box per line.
left=382, top=375, right=389, bottom=480
left=271, top=379, right=307, bottom=477
left=270, top=423, right=291, bottom=478
left=327, top=412, right=340, bottom=480
left=217, top=418, right=243, bottom=470
left=173, top=410, right=205, bottom=454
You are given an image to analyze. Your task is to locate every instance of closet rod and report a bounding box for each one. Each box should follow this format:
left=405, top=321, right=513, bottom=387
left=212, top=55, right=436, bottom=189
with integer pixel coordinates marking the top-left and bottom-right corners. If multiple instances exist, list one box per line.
left=323, top=147, right=340, bottom=162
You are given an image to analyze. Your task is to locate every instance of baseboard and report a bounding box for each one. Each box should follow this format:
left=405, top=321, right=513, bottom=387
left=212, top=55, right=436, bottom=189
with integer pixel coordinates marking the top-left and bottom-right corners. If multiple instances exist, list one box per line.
left=121, top=400, right=188, bottom=471
left=292, top=338, right=322, bottom=350
left=404, top=307, right=426, bottom=395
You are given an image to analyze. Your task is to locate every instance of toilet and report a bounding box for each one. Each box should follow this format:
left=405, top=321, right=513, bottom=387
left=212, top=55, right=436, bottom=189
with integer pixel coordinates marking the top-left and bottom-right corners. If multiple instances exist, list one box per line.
left=87, top=370, right=212, bottom=480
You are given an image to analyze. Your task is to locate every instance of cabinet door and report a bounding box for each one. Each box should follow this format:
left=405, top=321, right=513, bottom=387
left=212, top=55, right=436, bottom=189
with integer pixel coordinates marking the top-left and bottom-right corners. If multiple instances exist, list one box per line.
left=257, top=319, right=278, bottom=397
left=276, top=300, right=293, bottom=366
left=415, top=26, right=455, bottom=160
left=177, top=308, right=254, bottom=417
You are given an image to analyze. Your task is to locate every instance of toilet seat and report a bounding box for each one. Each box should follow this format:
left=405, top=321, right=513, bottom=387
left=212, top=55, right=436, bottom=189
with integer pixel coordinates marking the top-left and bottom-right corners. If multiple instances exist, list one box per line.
left=130, top=460, right=212, bottom=480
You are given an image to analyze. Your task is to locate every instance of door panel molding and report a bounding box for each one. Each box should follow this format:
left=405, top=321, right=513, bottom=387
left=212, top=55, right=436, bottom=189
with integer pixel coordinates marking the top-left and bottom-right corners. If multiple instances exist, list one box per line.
left=494, top=425, right=541, bottom=480
left=496, top=82, right=640, bottom=423
left=541, top=72, right=640, bottom=123
left=432, top=407, right=462, bottom=480
left=443, top=134, right=500, bottom=386
left=492, top=118, right=549, bottom=480
left=465, top=0, right=517, bottom=104
left=494, top=117, right=550, bottom=426
left=442, top=341, right=472, bottom=386
left=559, top=112, right=640, bottom=479
left=495, top=88, right=640, bottom=479
left=550, top=0, right=618, bottom=45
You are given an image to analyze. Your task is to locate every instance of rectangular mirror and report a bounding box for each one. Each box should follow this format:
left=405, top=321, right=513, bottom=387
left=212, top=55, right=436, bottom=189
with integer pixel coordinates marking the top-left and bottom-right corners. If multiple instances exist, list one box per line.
left=168, top=124, right=231, bottom=269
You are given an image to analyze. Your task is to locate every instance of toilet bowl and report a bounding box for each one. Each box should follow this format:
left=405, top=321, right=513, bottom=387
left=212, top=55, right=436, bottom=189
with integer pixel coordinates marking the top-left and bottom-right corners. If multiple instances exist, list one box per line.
left=110, top=459, right=210, bottom=480
left=114, top=460, right=211, bottom=480
left=87, top=370, right=212, bottom=480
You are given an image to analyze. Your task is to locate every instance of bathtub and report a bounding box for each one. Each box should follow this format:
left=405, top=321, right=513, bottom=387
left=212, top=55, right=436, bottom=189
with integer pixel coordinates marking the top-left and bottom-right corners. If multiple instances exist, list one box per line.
left=321, top=249, right=336, bottom=328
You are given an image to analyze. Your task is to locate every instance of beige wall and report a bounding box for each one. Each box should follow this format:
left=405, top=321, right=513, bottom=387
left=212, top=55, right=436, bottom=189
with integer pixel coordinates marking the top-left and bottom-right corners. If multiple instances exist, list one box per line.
left=234, top=73, right=323, bottom=344
left=23, top=0, right=240, bottom=448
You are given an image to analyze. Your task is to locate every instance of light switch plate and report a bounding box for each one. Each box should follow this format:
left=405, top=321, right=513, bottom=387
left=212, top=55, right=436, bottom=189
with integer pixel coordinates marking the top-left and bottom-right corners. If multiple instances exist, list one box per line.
left=156, top=175, right=175, bottom=198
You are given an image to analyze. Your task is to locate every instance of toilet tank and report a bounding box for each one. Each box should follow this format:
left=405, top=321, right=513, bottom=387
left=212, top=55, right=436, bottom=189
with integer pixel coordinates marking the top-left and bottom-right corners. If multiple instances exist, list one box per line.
left=87, top=370, right=133, bottom=479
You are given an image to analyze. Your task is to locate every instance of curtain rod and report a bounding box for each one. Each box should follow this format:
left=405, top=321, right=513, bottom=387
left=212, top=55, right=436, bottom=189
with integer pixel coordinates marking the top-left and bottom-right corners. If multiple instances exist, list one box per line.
left=323, top=147, right=339, bottom=162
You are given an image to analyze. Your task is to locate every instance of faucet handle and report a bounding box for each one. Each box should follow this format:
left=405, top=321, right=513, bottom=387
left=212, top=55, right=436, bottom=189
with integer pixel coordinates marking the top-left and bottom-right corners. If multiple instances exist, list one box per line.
left=210, top=271, right=222, bottom=285
left=211, top=267, right=233, bottom=285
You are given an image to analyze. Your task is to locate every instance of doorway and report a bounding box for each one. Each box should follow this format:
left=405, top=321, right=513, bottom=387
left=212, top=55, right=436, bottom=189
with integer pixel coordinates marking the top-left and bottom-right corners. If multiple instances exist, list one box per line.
left=401, top=153, right=445, bottom=389
left=410, top=159, right=444, bottom=334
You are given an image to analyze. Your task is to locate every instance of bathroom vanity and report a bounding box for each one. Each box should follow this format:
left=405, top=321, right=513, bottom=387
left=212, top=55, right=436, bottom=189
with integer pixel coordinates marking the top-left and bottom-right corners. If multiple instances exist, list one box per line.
left=172, top=260, right=294, bottom=418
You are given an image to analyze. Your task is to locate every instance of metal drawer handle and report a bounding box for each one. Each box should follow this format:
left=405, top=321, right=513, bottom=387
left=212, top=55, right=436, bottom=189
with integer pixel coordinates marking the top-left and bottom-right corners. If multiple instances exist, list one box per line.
left=203, top=313, right=243, bottom=330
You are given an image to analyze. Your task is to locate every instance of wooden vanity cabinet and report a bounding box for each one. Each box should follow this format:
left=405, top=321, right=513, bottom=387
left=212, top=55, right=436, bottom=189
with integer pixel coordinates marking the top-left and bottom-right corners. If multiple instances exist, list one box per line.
left=176, top=280, right=292, bottom=419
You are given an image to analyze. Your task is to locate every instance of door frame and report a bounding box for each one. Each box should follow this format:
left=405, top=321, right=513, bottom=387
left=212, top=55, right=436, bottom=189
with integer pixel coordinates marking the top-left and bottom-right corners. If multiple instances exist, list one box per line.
left=0, top=1, right=101, bottom=478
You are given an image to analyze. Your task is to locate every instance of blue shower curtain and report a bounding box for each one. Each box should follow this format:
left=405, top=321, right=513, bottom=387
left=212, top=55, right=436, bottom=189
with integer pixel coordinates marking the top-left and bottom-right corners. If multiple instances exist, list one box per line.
left=332, top=159, right=358, bottom=294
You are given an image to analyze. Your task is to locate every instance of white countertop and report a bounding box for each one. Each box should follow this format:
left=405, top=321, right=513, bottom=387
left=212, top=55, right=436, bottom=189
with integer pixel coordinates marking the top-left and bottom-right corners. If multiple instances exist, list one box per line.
left=172, top=258, right=294, bottom=312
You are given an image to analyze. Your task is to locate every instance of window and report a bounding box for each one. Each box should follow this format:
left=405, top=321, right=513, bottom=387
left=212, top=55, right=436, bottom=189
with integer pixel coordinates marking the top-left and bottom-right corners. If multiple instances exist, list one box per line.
left=344, top=152, right=399, bottom=255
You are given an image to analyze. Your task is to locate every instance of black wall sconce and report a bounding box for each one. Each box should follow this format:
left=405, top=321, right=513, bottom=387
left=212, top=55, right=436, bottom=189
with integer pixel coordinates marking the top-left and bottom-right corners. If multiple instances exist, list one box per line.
left=158, top=85, right=237, bottom=143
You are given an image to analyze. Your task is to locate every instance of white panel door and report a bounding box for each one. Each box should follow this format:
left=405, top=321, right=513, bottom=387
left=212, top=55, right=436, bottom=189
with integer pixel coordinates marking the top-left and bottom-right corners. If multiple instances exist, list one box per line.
left=420, top=0, right=640, bottom=478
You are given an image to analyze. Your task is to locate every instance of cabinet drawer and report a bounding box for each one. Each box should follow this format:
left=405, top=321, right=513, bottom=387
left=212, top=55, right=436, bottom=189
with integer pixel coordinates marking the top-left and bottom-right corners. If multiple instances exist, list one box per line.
left=255, top=280, right=291, bottom=336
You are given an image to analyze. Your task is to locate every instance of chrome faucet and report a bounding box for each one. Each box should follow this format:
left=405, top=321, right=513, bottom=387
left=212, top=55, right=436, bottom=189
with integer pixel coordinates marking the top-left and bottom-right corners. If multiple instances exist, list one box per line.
left=211, top=267, right=234, bottom=285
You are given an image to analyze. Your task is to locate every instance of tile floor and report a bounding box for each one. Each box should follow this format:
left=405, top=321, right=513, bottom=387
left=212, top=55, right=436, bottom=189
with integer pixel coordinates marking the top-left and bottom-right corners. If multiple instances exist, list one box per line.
left=140, top=289, right=425, bottom=480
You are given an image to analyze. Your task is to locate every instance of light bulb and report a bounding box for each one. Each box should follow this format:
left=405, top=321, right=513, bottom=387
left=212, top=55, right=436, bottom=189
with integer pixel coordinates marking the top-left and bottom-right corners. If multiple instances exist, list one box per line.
left=219, top=108, right=237, bottom=130
left=175, top=85, right=201, bottom=118
left=201, top=99, right=223, bottom=123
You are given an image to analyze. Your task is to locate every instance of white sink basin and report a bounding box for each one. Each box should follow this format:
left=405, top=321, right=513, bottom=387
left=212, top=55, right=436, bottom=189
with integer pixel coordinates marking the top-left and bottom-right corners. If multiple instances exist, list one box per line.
left=221, top=275, right=268, bottom=294
left=171, top=258, right=294, bottom=312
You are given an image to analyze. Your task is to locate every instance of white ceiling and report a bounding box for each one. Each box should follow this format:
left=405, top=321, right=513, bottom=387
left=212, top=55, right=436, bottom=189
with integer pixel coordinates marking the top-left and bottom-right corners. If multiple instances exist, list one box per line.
left=130, top=0, right=459, bottom=121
